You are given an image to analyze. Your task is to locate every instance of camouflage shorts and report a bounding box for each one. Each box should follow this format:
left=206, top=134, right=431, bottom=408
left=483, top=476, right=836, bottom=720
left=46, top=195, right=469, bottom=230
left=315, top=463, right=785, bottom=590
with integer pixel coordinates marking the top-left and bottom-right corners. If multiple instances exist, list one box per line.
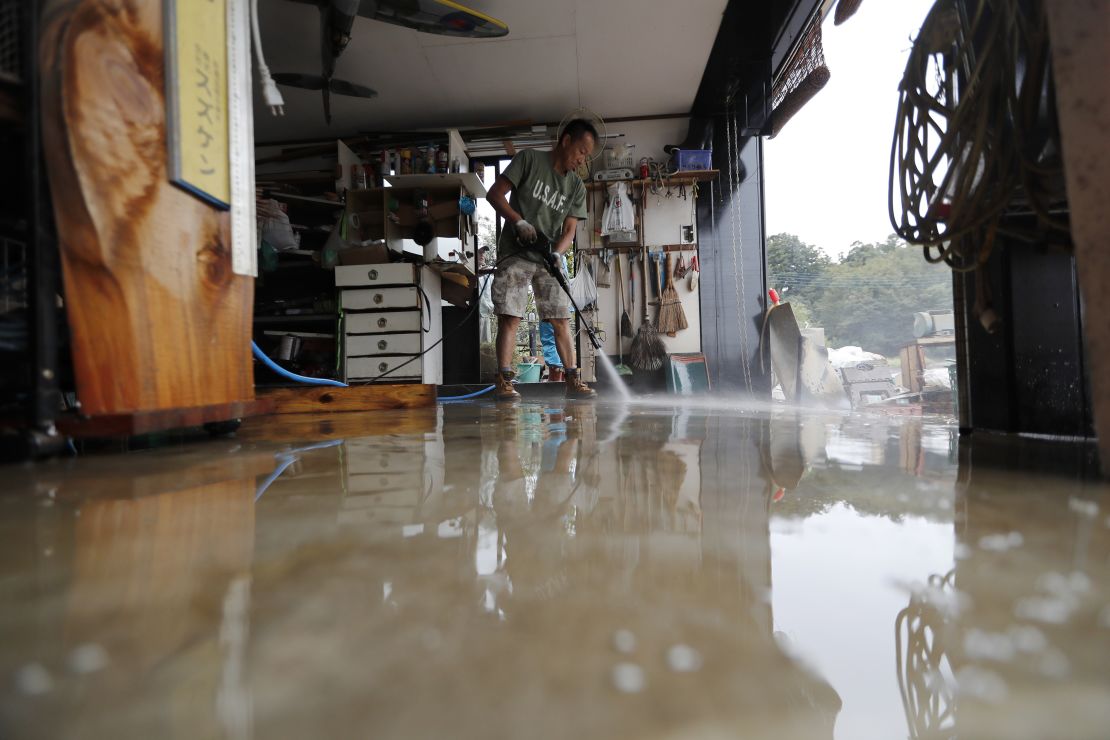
left=491, top=254, right=570, bottom=320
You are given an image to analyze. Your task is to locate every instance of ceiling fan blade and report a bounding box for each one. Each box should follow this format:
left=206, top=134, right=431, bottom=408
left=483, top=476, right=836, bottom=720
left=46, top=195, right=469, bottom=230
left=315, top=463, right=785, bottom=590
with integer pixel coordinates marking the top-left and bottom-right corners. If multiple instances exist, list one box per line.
left=358, top=0, right=509, bottom=38
left=271, top=73, right=326, bottom=91
left=328, top=79, right=379, bottom=99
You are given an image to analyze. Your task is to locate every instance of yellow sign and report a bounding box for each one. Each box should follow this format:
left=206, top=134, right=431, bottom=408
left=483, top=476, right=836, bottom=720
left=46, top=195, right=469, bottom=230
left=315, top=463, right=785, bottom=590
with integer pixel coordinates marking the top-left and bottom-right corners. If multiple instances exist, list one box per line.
left=166, top=0, right=230, bottom=208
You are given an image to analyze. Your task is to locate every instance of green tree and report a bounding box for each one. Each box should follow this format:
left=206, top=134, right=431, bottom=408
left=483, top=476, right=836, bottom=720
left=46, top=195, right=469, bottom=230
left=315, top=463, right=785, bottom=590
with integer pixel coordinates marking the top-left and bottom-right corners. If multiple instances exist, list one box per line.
left=810, top=235, right=951, bottom=355
left=766, top=233, right=830, bottom=305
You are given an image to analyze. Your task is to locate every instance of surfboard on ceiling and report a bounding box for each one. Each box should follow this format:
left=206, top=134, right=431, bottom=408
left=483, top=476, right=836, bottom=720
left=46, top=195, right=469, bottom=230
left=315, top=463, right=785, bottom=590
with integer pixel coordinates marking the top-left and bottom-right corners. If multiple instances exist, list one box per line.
left=360, top=0, right=508, bottom=38
left=282, top=0, right=508, bottom=37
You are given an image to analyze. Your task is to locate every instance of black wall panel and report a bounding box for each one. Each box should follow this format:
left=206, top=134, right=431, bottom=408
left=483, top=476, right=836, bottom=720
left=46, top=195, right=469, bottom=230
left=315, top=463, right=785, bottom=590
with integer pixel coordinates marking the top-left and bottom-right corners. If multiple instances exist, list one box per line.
left=697, top=128, right=769, bottom=394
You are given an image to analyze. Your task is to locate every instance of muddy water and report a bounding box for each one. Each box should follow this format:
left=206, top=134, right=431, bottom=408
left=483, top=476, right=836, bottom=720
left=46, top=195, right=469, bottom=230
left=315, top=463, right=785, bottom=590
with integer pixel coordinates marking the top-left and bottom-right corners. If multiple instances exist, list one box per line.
left=0, top=401, right=1107, bottom=739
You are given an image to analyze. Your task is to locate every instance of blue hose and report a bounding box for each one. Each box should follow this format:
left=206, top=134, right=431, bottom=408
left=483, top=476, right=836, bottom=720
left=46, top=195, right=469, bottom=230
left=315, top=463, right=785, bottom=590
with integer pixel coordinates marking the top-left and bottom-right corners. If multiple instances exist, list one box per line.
left=252, top=341, right=347, bottom=387
left=439, top=385, right=496, bottom=402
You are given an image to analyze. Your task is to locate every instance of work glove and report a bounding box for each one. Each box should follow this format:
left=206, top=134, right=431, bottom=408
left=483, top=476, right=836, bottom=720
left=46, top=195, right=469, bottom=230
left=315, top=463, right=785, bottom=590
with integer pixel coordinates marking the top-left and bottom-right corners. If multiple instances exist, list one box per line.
left=515, top=219, right=538, bottom=244
left=543, top=250, right=560, bottom=273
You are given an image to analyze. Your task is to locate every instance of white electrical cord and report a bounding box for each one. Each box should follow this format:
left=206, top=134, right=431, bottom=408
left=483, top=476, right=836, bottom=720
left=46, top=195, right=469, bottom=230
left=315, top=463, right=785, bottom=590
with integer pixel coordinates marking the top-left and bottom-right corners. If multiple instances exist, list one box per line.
left=250, top=0, right=285, bottom=115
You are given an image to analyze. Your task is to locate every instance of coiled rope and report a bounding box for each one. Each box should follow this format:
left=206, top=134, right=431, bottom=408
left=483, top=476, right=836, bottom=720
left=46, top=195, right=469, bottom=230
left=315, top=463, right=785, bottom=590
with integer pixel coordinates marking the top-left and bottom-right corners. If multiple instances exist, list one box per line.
left=888, top=0, right=1069, bottom=286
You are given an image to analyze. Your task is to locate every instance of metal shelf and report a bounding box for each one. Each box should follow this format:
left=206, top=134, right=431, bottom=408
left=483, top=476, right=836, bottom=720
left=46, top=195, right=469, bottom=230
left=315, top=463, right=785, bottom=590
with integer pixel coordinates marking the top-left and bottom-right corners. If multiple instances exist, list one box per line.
left=585, top=169, right=719, bottom=191
left=271, top=193, right=345, bottom=208
left=384, top=172, right=487, bottom=197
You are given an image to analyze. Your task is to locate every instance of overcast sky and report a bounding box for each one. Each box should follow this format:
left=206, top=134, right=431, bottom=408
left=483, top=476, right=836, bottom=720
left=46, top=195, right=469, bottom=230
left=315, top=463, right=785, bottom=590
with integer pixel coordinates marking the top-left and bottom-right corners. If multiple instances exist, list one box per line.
left=764, top=0, right=936, bottom=259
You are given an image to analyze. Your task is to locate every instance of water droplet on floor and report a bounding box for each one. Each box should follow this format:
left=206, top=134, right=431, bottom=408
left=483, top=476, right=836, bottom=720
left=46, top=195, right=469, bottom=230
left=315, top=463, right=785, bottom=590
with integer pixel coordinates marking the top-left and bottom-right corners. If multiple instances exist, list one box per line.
left=68, top=643, right=109, bottom=674
left=612, top=629, right=636, bottom=654
left=1068, top=498, right=1099, bottom=518
left=963, top=629, right=1016, bottom=662
left=15, top=663, right=53, bottom=696
left=1009, top=625, right=1047, bottom=653
left=665, top=644, right=703, bottom=673
left=611, top=662, right=645, bottom=694
left=1014, top=597, right=1074, bottom=625
left=954, top=666, right=1008, bottom=703
left=979, top=532, right=1023, bottom=552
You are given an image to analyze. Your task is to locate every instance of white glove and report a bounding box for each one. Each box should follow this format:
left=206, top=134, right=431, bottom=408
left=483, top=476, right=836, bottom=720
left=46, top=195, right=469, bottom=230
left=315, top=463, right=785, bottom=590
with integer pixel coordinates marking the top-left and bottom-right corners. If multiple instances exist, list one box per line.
left=515, top=219, right=537, bottom=243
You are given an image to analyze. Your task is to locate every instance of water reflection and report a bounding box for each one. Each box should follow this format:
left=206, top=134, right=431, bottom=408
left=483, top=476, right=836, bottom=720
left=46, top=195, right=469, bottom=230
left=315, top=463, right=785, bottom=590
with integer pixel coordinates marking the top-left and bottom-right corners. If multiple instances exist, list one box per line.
left=895, top=571, right=958, bottom=740
left=1, top=404, right=1106, bottom=739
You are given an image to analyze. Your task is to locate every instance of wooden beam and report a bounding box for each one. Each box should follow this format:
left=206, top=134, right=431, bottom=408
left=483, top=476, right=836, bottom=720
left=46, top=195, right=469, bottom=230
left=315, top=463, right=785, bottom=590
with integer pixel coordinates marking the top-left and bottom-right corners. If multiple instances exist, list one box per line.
left=238, top=408, right=439, bottom=442
left=40, top=0, right=254, bottom=417
left=258, top=383, right=436, bottom=414
left=1045, top=0, right=1110, bottom=474
left=56, top=400, right=271, bottom=438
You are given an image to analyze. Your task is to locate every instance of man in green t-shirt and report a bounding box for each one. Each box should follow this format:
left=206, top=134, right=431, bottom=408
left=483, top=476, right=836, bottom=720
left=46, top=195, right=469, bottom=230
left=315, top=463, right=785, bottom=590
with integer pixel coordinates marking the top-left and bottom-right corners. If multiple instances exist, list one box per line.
left=487, top=119, right=598, bottom=401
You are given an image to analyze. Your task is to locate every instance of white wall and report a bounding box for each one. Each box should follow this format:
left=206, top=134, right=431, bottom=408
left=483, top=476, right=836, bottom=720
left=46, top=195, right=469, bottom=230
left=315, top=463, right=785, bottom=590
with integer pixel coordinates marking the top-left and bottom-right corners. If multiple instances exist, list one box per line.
left=578, top=118, right=705, bottom=357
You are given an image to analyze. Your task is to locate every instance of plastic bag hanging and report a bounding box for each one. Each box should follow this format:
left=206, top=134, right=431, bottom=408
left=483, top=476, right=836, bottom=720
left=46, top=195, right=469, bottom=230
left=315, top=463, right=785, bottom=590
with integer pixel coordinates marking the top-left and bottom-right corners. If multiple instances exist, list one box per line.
left=569, top=256, right=599, bottom=310
left=601, top=181, right=635, bottom=236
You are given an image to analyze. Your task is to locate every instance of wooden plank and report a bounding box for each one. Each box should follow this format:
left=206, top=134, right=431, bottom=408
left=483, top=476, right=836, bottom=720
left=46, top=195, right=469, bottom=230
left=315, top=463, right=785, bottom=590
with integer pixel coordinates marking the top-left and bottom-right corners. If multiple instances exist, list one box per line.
left=56, top=400, right=271, bottom=438
left=238, top=408, right=438, bottom=441
left=1045, top=1, right=1110, bottom=474
left=40, top=0, right=254, bottom=416
left=259, top=384, right=436, bottom=414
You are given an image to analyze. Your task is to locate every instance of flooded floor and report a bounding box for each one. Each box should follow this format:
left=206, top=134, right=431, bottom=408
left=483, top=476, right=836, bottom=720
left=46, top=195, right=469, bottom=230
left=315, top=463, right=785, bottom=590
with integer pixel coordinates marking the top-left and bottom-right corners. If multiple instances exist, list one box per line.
left=1, top=399, right=1108, bottom=739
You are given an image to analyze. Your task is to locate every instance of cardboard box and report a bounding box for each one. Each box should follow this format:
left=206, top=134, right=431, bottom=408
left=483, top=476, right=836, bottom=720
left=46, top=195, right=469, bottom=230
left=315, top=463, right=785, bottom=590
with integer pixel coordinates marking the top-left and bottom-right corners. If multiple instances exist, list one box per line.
left=338, top=243, right=390, bottom=266
left=431, top=262, right=477, bottom=307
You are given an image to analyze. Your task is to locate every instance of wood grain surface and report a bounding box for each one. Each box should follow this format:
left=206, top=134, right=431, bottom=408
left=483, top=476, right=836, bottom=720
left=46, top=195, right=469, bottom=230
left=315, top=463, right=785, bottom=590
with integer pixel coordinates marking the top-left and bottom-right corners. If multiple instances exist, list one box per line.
left=56, top=399, right=271, bottom=437
left=238, top=407, right=439, bottom=442
left=1045, top=2, right=1110, bottom=473
left=258, top=384, right=437, bottom=415
left=39, top=0, right=253, bottom=416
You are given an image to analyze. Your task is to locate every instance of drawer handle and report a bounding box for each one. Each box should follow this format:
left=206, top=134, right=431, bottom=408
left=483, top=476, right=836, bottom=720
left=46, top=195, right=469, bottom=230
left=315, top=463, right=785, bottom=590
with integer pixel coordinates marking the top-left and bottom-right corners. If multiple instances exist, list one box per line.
left=378, top=362, right=388, bottom=373
left=377, top=317, right=388, bottom=328
left=373, top=293, right=383, bottom=304
left=368, top=269, right=379, bottom=281
left=378, top=340, right=388, bottom=351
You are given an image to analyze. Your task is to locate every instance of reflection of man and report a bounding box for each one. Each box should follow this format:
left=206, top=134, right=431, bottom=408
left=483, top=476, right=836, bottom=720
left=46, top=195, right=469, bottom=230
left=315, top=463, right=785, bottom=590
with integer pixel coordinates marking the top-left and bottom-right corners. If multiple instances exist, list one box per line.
left=487, top=119, right=598, bottom=402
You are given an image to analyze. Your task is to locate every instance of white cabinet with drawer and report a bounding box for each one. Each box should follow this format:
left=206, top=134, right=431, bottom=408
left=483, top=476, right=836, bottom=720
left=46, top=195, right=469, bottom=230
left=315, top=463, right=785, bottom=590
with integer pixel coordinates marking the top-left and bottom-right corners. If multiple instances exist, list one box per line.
left=345, top=311, right=423, bottom=334
left=337, top=265, right=442, bottom=384
left=344, top=356, right=422, bottom=381
left=340, top=286, right=422, bottom=311
left=345, top=333, right=423, bottom=357
left=335, top=263, right=418, bottom=288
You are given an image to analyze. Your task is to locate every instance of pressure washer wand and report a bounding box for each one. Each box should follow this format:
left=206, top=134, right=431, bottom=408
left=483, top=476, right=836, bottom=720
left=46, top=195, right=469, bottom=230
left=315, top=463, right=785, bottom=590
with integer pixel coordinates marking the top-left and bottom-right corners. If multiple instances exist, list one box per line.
left=525, top=239, right=603, bottom=351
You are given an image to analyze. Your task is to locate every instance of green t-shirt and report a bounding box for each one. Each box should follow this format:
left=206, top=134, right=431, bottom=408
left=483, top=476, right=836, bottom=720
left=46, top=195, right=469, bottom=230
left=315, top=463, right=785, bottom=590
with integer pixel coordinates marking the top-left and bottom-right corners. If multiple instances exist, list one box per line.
left=498, top=149, right=588, bottom=259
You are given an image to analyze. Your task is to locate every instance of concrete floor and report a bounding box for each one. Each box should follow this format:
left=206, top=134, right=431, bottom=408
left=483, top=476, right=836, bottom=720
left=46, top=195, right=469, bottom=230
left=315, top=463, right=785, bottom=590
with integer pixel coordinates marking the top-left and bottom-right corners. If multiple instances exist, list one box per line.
left=1, top=398, right=1108, bottom=739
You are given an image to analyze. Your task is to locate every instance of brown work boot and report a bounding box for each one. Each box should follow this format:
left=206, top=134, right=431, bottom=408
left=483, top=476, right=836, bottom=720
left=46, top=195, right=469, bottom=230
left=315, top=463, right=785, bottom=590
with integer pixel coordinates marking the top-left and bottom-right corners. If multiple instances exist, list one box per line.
left=565, top=369, right=597, bottom=399
left=495, top=370, right=521, bottom=402
left=547, top=366, right=565, bottom=383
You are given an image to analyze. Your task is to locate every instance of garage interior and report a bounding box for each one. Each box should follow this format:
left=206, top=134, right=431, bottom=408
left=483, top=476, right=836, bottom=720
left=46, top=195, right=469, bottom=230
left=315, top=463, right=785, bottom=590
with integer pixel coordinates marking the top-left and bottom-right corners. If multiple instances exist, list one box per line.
left=1, top=0, right=1109, bottom=738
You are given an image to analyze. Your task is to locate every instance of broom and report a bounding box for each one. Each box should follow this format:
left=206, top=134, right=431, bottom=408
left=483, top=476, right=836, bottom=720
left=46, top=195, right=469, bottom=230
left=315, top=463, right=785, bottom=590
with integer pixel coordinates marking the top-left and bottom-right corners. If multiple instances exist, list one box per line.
left=618, top=256, right=633, bottom=338
left=658, top=253, right=688, bottom=337
left=614, top=257, right=633, bottom=375
left=631, top=246, right=666, bottom=371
